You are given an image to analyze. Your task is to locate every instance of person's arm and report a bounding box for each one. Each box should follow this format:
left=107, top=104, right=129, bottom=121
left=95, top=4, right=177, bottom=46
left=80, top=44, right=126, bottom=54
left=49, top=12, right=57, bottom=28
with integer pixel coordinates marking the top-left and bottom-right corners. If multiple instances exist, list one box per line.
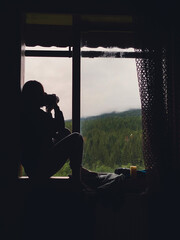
left=54, top=104, right=65, bottom=132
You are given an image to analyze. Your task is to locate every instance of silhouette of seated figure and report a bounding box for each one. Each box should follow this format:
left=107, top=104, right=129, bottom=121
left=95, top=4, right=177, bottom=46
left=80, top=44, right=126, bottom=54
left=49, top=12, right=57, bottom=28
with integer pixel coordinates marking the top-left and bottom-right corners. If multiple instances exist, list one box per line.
left=20, top=80, right=85, bottom=184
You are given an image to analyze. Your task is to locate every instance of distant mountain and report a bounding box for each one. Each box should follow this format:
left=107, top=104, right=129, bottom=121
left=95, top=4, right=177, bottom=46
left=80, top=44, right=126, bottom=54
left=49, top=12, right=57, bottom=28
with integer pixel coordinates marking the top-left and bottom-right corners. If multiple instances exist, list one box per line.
left=81, top=108, right=141, bottom=121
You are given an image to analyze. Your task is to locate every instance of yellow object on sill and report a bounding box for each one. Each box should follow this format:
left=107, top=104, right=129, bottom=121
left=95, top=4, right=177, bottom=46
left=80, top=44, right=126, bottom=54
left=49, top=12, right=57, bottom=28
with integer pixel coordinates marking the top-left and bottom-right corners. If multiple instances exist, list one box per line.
left=130, top=166, right=137, bottom=178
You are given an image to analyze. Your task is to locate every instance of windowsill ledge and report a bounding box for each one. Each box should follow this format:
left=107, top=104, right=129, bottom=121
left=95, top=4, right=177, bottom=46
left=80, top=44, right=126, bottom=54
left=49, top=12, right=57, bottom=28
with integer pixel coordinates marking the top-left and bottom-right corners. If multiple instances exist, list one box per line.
left=18, top=176, right=69, bottom=179
left=18, top=176, right=73, bottom=191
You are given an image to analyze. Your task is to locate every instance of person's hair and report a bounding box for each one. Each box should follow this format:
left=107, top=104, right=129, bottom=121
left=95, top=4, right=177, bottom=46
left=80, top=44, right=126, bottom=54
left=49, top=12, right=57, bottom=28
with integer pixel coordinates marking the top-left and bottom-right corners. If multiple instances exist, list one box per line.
left=21, top=80, right=45, bottom=108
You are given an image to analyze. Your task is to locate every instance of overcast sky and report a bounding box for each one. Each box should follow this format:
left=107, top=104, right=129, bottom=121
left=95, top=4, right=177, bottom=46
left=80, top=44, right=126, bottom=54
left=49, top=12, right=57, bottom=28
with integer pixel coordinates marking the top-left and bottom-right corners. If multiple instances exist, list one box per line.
left=24, top=46, right=141, bottom=120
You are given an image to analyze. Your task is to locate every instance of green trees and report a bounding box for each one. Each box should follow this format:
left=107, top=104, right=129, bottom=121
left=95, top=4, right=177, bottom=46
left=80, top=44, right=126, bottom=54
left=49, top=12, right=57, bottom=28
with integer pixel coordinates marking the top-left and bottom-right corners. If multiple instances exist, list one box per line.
left=56, top=109, right=144, bottom=176
left=21, top=109, right=144, bottom=177
left=80, top=109, right=144, bottom=173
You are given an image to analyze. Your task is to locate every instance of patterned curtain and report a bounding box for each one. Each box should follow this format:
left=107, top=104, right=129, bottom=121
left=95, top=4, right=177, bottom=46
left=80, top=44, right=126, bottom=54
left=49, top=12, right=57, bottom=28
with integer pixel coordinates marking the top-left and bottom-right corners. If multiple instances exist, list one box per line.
left=135, top=46, right=169, bottom=187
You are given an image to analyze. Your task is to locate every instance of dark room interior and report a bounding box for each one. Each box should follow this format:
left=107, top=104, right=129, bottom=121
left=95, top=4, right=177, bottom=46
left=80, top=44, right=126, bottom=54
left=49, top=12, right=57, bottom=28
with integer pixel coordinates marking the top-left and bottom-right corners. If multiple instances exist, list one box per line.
left=0, top=1, right=180, bottom=239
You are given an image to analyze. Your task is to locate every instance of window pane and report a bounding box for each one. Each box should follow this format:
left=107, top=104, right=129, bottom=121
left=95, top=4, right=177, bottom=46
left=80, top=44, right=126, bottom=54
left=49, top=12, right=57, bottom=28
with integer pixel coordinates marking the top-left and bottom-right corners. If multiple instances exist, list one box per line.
left=81, top=47, right=144, bottom=172
left=21, top=53, right=72, bottom=177
left=24, top=56, right=72, bottom=121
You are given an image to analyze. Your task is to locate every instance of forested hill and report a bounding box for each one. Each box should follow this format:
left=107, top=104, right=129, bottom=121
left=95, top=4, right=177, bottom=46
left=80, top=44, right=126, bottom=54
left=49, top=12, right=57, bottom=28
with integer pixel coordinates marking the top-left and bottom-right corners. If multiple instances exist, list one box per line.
left=63, top=108, right=144, bottom=175
left=22, top=109, right=144, bottom=177
left=81, top=109, right=141, bottom=122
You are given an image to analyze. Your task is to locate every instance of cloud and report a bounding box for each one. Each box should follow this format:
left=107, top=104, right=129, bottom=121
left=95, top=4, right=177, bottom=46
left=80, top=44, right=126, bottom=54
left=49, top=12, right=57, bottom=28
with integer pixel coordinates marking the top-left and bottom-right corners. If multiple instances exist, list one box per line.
left=81, top=57, right=141, bottom=117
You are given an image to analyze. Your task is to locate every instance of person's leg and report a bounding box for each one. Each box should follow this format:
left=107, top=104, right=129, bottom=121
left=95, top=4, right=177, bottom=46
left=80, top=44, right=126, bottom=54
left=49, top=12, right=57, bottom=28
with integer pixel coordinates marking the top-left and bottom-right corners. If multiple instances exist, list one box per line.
left=53, top=128, right=71, bottom=143
left=41, top=132, right=83, bottom=181
left=68, top=133, right=84, bottom=183
left=81, top=167, right=98, bottom=179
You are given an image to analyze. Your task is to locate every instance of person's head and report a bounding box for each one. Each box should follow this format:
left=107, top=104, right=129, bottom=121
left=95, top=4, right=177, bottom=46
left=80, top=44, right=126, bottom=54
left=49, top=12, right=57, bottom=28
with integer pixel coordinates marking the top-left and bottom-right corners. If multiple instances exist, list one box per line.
left=21, top=80, right=45, bottom=109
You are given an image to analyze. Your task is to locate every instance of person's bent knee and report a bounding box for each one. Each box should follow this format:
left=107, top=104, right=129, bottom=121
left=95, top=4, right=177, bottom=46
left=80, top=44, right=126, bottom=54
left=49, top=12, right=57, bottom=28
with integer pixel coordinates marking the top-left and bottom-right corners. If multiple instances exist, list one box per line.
left=71, top=132, right=83, bottom=143
left=63, top=128, right=71, bottom=136
left=70, top=132, right=84, bottom=150
left=69, top=133, right=83, bottom=170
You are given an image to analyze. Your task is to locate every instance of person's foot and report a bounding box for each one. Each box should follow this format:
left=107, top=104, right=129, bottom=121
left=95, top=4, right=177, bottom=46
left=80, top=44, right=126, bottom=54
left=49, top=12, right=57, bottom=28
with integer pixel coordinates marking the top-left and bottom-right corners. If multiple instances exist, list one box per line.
left=81, top=167, right=98, bottom=179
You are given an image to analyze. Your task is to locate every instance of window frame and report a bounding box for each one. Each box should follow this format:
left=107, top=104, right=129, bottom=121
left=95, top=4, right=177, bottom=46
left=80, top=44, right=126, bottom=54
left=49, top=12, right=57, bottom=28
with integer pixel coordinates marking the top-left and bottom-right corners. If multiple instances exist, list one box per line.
left=24, top=48, right=146, bottom=133
left=23, top=13, right=150, bottom=133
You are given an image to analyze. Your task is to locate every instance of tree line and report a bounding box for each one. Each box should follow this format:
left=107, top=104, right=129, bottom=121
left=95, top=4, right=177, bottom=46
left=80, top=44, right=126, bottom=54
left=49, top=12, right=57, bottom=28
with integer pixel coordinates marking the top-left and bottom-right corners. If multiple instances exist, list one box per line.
left=54, top=109, right=144, bottom=176
left=20, top=109, right=144, bottom=176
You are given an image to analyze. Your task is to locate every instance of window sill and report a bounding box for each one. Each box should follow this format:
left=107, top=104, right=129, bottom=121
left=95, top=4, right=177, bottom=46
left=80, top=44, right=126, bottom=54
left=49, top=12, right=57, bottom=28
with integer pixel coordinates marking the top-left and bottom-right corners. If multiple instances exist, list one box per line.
left=18, top=176, right=69, bottom=179
left=18, top=176, right=73, bottom=191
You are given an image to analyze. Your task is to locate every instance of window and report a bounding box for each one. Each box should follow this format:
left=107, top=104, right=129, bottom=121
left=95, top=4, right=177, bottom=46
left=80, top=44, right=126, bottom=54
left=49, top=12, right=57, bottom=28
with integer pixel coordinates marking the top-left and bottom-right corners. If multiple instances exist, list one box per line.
left=21, top=46, right=72, bottom=177
left=20, top=13, right=145, bottom=177
left=81, top=47, right=144, bottom=172
left=24, top=46, right=72, bottom=122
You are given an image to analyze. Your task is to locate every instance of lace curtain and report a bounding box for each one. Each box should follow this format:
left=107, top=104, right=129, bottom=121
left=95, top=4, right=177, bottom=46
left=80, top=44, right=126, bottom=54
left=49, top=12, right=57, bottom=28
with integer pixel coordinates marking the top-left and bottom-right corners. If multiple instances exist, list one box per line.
left=135, top=47, right=169, bottom=183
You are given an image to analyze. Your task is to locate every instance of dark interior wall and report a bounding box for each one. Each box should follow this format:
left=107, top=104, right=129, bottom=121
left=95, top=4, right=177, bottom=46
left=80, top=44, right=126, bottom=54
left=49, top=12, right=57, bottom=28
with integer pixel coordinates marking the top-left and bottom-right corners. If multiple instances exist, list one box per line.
left=0, top=0, right=143, bottom=182
left=0, top=1, right=179, bottom=239
left=0, top=9, right=22, bottom=180
left=0, top=6, right=22, bottom=239
left=171, top=27, right=180, bottom=174
left=0, top=0, right=175, bottom=180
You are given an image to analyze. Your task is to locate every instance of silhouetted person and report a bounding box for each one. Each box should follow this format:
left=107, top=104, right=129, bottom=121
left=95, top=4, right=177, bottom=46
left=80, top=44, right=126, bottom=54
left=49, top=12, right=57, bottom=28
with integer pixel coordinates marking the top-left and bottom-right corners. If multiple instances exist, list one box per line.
left=20, top=80, right=83, bottom=185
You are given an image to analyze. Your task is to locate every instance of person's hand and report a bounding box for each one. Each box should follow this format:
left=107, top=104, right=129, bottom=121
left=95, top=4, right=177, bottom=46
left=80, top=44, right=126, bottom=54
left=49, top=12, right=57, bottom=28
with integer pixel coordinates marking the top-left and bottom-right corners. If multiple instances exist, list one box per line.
left=45, top=94, right=59, bottom=112
left=54, top=103, right=60, bottom=110
left=46, top=103, right=55, bottom=113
